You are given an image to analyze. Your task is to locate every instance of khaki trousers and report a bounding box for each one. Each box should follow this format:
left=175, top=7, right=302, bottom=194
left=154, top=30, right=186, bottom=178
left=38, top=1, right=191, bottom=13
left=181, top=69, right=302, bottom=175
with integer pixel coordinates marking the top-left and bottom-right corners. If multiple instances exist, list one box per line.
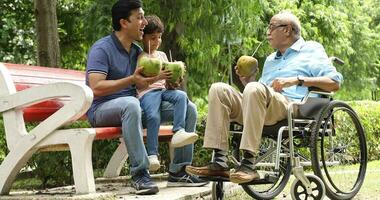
left=203, top=82, right=291, bottom=153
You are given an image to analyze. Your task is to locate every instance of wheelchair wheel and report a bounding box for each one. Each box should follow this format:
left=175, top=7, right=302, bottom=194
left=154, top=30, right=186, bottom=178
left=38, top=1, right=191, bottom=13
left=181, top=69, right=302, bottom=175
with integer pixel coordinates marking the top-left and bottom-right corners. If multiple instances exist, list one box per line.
left=310, top=101, right=367, bottom=200
left=212, top=181, right=224, bottom=200
left=241, top=137, right=292, bottom=200
left=290, top=174, right=325, bottom=200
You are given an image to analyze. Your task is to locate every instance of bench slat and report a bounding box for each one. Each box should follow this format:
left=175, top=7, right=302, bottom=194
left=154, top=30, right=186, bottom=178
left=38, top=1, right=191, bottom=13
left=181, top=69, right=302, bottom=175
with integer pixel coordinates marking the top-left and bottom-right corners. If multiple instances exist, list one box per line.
left=95, top=126, right=173, bottom=142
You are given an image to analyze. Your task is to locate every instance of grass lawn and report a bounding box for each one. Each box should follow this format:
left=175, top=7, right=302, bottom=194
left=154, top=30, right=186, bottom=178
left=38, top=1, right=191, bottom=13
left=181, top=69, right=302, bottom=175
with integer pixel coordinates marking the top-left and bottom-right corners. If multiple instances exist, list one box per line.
left=226, top=160, right=380, bottom=200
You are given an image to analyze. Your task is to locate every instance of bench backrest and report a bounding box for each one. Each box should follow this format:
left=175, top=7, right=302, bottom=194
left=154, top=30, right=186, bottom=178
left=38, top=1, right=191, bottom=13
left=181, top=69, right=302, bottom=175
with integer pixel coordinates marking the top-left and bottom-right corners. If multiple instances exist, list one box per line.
left=3, top=63, right=87, bottom=122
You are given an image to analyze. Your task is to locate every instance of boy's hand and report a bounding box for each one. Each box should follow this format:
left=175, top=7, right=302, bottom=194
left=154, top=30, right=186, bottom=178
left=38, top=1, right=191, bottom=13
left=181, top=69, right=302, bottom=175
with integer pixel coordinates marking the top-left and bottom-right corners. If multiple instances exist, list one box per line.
left=157, top=69, right=172, bottom=81
left=165, top=77, right=183, bottom=90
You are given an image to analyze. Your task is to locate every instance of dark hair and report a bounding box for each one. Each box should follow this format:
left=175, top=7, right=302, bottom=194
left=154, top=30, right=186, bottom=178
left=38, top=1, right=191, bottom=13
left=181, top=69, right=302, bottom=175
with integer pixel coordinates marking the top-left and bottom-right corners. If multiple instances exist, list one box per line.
left=143, top=15, right=164, bottom=34
left=112, top=0, right=142, bottom=31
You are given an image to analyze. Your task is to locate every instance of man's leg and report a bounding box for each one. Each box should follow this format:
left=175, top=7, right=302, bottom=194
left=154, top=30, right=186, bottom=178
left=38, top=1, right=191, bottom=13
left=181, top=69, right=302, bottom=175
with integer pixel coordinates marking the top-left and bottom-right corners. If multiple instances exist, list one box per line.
left=203, top=82, right=243, bottom=151
left=92, top=96, right=158, bottom=194
left=140, top=90, right=163, bottom=172
left=240, top=82, right=289, bottom=154
left=230, top=82, right=290, bottom=183
left=186, top=82, right=243, bottom=178
left=140, top=90, right=162, bottom=156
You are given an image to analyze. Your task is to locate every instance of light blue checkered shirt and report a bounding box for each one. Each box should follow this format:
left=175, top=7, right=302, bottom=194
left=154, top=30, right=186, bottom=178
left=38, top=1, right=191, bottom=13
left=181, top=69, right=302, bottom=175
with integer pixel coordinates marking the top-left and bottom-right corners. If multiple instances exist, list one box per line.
left=259, top=38, right=343, bottom=100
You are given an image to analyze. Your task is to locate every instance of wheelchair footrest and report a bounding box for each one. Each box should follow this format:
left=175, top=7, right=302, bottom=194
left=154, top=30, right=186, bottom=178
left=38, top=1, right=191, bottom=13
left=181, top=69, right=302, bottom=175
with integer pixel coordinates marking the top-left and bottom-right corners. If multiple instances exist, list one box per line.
left=241, top=173, right=279, bottom=185
left=199, top=175, right=230, bottom=182
left=200, top=173, right=280, bottom=185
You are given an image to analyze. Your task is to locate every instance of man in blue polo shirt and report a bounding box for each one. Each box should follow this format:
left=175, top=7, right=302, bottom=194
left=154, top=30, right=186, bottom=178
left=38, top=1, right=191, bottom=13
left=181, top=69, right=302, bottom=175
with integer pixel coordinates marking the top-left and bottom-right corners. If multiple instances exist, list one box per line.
left=186, top=11, right=343, bottom=184
left=86, top=0, right=207, bottom=195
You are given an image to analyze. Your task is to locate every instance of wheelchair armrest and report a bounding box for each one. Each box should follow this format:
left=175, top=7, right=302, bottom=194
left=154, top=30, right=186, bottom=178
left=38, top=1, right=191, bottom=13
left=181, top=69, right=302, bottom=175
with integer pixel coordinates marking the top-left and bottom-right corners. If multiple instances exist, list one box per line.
left=308, top=87, right=334, bottom=97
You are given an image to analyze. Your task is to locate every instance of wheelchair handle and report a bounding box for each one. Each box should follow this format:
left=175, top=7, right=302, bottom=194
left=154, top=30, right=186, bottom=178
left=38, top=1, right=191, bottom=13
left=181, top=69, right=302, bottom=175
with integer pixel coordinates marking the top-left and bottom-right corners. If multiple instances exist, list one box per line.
left=330, top=56, right=345, bottom=66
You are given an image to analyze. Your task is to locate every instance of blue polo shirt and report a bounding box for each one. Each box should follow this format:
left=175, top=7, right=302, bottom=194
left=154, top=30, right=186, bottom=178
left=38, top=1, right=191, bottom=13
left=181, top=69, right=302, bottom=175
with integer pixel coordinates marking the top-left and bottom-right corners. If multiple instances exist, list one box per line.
left=259, top=38, right=343, bottom=100
left=86, top=32, right=142, bottom=121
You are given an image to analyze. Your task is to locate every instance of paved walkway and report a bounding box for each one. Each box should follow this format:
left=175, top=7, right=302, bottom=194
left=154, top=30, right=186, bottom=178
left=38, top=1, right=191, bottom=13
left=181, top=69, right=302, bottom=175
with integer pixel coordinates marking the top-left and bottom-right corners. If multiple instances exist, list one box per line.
left=0, top=174, right=239, bottom=200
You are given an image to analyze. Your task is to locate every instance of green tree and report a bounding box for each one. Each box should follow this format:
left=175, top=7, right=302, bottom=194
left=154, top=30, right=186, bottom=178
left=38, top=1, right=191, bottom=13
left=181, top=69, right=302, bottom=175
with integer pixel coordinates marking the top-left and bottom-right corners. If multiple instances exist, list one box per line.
left=0, top=0, right=35, bottom=64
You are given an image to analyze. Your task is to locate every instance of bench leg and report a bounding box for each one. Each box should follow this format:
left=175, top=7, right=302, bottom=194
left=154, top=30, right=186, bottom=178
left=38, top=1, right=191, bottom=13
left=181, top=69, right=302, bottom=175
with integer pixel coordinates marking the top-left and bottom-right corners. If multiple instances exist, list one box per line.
left=103, top=138, right=129, bottom=178
left=68, top=132, right=96, bottom=194
left=0, top=149, right=37, bottom=194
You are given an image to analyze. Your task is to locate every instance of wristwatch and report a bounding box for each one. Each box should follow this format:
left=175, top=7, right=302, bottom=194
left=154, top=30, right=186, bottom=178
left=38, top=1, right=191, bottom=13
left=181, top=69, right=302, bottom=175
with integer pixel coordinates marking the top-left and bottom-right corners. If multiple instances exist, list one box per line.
left=297, top=75, right=304, bottom=86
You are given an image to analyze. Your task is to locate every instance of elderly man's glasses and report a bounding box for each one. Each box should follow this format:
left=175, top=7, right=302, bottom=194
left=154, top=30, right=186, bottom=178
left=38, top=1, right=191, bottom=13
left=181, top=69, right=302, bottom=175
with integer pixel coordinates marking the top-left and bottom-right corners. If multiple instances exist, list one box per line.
left=267, top=24, right=289, bottom=33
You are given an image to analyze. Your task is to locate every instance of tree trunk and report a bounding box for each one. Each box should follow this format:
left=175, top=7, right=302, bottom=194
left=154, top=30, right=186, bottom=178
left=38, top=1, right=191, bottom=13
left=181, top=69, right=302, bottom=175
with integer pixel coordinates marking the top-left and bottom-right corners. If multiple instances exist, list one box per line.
left=34, top=0, right=60, bottom=67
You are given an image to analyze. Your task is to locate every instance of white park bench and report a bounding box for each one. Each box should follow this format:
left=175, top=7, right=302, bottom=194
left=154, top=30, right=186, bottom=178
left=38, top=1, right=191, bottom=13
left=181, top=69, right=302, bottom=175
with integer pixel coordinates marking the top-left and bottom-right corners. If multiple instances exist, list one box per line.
left=0, top=63, right=173, bottom=195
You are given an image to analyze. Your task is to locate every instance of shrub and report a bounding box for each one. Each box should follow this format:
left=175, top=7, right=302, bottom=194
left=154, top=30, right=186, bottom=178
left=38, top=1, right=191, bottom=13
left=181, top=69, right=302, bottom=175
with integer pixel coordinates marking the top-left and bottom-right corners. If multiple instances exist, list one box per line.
left=348, top=101, right=380, bottom=161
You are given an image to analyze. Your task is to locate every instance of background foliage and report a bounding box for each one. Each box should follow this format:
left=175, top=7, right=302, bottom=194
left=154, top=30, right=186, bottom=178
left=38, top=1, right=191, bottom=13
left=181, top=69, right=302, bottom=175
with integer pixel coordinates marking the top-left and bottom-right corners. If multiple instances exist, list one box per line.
left=1, top=0, right=380, bottom=189
left=1, top=0, right=379, bottom=101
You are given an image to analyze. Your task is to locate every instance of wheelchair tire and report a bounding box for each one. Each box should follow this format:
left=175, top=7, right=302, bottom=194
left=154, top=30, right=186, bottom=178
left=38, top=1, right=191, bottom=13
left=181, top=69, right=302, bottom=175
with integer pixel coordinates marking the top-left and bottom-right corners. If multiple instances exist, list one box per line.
left=241, top=138, right=292, bottom=200
left=290, top=174, right=326, bottom=200
left=310, top=100, right=367, bottom=200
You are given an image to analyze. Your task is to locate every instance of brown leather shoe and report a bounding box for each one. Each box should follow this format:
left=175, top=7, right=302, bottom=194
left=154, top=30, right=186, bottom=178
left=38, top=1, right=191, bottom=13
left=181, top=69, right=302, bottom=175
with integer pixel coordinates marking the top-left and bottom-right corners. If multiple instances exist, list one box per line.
left=229, top=167, right=260, bottom=184
left=185, top=165, right=230, bottom=178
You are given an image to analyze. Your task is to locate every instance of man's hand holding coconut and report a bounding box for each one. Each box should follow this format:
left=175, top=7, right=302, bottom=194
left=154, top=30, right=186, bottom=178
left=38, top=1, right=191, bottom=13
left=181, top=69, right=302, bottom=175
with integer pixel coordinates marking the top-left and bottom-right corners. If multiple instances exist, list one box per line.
left=235, top=55, right=259, bottom=86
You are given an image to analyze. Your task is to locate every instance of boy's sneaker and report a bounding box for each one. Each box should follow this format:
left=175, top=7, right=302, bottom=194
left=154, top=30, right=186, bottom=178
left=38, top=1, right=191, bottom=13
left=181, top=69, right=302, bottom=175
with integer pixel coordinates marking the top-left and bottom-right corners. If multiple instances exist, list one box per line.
left=171, top=129, right=198, bottom=148
left=131, top=170, right=159, bottom=195
left=167, top=169, right=209, bottom=187
left=148, top=155, right=160, bottom=172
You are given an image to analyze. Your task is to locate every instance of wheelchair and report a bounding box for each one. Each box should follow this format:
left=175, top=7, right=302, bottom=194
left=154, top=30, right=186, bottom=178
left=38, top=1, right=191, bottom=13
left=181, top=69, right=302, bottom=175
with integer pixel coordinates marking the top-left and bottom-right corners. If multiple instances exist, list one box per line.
left=203, top=58, right=367, bottom=200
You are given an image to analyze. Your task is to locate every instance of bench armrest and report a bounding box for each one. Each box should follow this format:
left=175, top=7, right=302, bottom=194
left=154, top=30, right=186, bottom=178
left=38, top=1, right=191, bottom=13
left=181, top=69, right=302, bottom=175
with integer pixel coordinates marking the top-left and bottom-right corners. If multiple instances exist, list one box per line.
left=0, top=82, right=92, bottom=116
left=0, top=82, right=93, bottom=144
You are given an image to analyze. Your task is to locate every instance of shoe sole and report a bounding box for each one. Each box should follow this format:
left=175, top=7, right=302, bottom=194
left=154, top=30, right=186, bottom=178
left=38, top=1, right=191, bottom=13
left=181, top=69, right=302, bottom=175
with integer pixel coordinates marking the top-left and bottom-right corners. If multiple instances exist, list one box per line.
left=167, top=181, right=210, bottom=187
left=229, top=174, right=260, bottom=184
left=185, top=167, right=230, bottom=178
left=171, top=134, right=198, bottom=148
left=135, top=186, right=159, bottom=195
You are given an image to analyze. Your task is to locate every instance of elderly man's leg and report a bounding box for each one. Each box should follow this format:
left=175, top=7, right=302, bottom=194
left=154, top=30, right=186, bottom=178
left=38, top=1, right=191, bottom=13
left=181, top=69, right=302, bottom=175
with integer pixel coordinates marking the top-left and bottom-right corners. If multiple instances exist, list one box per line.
left=186, top=82, right=243, bottom=177
left=230, top=82, right=289, bottom=183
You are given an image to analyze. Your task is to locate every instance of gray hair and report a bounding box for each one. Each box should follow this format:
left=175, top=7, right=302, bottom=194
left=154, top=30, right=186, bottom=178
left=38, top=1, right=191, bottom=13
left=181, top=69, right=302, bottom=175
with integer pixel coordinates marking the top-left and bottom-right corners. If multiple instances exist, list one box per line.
left=274, top=11, right=302, bottom=39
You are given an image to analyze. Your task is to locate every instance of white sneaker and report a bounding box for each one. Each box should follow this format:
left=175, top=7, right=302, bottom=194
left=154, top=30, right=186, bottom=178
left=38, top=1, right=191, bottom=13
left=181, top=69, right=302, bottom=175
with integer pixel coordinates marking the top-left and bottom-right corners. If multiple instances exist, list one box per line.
left=148, top=155, right=160, bottom=172
left=171, top=129, right=198, bottom=148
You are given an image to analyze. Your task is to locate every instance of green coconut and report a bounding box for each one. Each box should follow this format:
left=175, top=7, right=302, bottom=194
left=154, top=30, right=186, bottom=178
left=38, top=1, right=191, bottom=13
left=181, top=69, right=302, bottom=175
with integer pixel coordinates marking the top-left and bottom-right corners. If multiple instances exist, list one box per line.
left=138, top=56, right=162, bottom=77
left=236, top=55, right=258, bottom=77
left=164, top=61, right=185, bottom=83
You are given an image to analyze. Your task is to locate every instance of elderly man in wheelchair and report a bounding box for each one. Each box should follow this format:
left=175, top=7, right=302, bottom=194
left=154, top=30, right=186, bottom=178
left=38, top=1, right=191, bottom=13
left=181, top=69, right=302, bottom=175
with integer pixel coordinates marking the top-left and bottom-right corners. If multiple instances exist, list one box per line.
left=186, top=11, right=367, bottom=200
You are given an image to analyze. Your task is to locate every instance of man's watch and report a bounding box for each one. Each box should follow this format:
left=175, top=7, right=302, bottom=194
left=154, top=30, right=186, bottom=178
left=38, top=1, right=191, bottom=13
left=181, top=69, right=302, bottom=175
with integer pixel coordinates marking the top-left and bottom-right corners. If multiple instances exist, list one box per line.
left=297, top=75, right=304, bottom=86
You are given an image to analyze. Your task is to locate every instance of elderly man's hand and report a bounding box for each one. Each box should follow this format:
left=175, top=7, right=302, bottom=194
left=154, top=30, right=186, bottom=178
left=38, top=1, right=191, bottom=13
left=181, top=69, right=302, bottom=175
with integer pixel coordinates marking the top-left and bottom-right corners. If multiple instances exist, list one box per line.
left=271, top=77, right=298, bottom=92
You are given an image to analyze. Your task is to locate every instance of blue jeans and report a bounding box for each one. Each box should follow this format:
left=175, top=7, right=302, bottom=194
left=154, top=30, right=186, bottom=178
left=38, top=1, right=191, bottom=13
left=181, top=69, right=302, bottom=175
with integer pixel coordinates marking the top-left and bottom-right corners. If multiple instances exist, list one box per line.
left=89, top=95, right=197, bottom=175
left=140, top=89, right=188, bottom=156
